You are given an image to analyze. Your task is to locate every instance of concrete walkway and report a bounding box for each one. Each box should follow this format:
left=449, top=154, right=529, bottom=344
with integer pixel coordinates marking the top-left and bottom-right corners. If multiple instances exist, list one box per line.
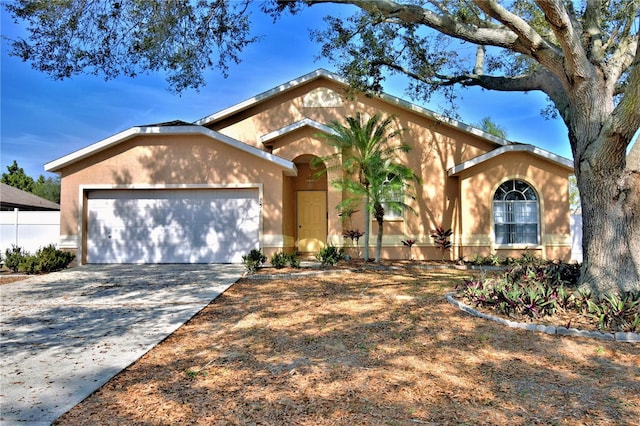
left=0, top=264, right=244, bottom=425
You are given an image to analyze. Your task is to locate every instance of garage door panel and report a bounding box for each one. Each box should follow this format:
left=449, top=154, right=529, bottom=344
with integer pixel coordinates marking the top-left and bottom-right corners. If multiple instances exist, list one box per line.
left=87, top=189, right=259, bottom=263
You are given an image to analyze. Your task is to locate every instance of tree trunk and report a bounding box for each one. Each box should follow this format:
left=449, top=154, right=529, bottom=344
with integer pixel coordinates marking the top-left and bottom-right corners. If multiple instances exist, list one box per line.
left=375, top=219, right=383, bottom=262
left=559, top=60, right=640, bottom=297
left=575, top=135, right=640, bottom=297
left=374, top=203, right=385, bottom=262
left=363, top=192, right=370, bottom=262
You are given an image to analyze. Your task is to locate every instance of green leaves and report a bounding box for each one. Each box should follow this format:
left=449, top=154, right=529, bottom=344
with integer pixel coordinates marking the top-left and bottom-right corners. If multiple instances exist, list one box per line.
left=242, top=249, right=266, bottom=273
left=458, top=259, right=640, bottom=333
left=3, top=244, right=74, bottom=274
left=4, top=0, right=259, bottom=92
left=587, top=292, right=640, bottom=332
left=269, top=251, right=300, bottom=269
left=314, top=112, right=419, bottom=262
left=315, top=245, right=344, bottom=266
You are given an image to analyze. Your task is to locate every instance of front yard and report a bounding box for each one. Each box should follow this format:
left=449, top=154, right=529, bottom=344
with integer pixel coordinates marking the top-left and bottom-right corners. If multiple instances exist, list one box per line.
left=55, top=267, right=639, bottom=425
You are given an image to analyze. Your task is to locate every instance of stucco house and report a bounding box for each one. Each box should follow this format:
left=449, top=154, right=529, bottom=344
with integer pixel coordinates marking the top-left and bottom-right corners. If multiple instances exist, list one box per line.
left=45, top=69, right=574, bottom=264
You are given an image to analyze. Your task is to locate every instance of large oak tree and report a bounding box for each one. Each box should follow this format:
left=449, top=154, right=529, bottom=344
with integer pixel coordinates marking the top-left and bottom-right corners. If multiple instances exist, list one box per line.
left=5, top=0, right=638, bottom=295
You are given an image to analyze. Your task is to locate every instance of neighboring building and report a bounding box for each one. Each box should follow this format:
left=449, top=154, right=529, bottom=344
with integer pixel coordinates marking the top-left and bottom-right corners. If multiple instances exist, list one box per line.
left=0, top=183, right=60, bottom=252
left=0, top=183, right=60, bottom=211
left=45, top=69, right=574, bottom=264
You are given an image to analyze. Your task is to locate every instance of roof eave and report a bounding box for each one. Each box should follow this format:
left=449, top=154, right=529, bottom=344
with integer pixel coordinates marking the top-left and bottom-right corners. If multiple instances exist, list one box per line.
left=195, top=69, right=343, bottom=127
left=45, top=126, right=297, bottom=176
left=195, top=68, right=511, bottom=147
left=260, top=118, right=338, bottom=145
left=447, top=144, right=574, bottom=177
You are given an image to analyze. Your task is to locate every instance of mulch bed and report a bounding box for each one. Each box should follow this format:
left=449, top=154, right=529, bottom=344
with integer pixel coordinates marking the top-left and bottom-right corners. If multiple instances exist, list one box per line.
left=54, top=266, right=640, bottom=425
left=0, top=268, right=30, bottom=285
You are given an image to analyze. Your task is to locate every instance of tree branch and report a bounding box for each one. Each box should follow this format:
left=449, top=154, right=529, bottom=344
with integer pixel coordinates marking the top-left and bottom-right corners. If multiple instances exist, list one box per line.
left=583, top=0, right=604, bottom=63
left=308, top=0, right=526, bottom=51
left=375, top=58, right=555, bottom=94
left=535, top=0, right=593, bottom=85
left=473, top=1, right=565, bottom=80
left=612, top=42, right=640, bottom=142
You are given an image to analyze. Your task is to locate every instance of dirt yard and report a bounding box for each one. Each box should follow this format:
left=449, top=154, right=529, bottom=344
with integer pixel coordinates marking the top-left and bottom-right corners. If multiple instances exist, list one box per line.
left=54, top=266, right=639, bottom=425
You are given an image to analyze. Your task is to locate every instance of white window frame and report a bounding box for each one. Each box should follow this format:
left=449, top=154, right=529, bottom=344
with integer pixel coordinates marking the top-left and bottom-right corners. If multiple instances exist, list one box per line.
left=493, top=180, right=539, bottom=245
left=382, top=186, right=405, bottom=220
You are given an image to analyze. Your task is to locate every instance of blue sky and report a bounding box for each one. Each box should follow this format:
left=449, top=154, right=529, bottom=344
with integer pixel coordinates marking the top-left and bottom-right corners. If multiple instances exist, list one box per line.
left=1, top=3, right=574, bottom=180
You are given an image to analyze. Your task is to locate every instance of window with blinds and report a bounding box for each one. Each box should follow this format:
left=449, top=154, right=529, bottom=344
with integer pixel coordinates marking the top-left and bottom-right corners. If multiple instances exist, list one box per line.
left=493, top=180, right=539, bottom=245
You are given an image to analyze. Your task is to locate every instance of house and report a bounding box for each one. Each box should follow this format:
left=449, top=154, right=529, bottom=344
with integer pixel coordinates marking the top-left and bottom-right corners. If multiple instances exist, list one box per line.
left=1, top=183, right=61, bottom=253
left=1, top=182, right=60, bottom=211
left=44, top=69, right=574, bottom=264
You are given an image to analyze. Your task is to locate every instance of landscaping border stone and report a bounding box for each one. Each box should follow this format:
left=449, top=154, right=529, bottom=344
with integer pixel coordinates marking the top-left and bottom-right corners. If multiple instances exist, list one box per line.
left=445, top=292, right=639, bottom=343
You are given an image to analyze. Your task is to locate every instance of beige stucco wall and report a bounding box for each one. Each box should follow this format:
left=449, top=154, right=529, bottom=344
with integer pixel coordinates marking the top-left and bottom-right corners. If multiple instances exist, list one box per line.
left=210, top=80, right=502, bottom=258
left=56, top=74, right=572, bottom=263
left=456, top=151, right=571, bottom=261
left=207, top=77, right=572, bottom=261
left=57, top=133, right=290, bottom=262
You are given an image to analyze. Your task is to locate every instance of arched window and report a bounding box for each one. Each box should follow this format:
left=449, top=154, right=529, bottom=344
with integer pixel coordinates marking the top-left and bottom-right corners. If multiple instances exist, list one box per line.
left=493, top=180, right=539, bottom=245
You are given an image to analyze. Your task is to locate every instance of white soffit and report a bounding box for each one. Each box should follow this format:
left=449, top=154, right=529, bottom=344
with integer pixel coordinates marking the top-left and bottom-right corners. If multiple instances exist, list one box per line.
left=44, top=125, right=297, bottom=176
left=260, top=118, right=338, bottom=145
left=447, top=144, right=574, bottom=177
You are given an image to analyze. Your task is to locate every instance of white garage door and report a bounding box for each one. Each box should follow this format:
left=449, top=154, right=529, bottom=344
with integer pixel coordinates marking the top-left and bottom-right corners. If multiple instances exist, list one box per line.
left=86, top=188, right=259, bottom=263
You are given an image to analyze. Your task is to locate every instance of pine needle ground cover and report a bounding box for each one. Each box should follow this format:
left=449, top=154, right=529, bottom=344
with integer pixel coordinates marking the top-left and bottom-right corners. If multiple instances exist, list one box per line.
left=55, top=268, right=639, bottom=425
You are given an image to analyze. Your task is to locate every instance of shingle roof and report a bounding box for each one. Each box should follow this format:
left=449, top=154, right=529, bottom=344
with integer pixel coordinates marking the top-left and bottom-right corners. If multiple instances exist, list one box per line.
left=0, top=183, right=60, bottom=211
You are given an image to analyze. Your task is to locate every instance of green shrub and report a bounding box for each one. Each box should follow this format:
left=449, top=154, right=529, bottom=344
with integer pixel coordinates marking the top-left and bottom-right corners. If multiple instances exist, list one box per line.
left=18, top=254, right=39, bottom=274
left=32, top=244, right=75, bottom=273
left=287, top=252, right=300, bottom=268
left=4, top=244, right=74, bottom=274
left=4, top=245, right=26, bottom=272
left=270, top=251, right=288, bottom=269
left=242, top=249, right=267, bottom=273
left=316, top=245, right=344, bottom=266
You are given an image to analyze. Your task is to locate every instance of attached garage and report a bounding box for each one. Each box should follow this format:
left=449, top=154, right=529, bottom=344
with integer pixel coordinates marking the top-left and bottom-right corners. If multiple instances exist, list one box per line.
left=44, top=124, right=296, bottom=265
left=86, top=187, right=260, bottom=264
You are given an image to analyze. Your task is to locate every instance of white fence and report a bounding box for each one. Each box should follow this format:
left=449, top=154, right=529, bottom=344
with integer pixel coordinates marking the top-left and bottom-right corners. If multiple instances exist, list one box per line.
left=570, top=214, right=583, bottom=263
left=0, top=209, right=60, bottom=254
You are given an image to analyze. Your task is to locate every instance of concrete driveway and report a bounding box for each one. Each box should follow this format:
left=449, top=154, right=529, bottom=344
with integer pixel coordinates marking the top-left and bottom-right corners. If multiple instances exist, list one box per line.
left=0, top=264, right=244, bottom=425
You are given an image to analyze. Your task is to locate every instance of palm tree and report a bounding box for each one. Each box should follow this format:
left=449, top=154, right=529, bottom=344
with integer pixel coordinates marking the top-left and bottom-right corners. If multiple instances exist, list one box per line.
left=313, top=113, right=419, bottom=262
left=368, top=156, right=419, bottom=262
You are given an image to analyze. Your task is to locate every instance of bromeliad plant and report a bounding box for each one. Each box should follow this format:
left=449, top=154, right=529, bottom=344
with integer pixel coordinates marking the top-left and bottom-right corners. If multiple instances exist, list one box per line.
left=457, top=260, right=640, bottom=333
left=343, top=229, right=365, bottom=259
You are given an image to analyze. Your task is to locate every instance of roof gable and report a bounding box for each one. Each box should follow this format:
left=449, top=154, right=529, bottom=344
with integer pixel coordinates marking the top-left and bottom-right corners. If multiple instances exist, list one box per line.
left=196, top=68, right=512, bottom=148
left=260, top=118, right=338, bottom=145
left=45, top=125, right=297, bottom=176
left=447, top=144, right=574, bottom=176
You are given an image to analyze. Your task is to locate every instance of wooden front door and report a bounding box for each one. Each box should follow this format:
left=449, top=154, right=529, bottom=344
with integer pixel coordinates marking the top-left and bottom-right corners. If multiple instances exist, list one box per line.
left=297, top=191, right=327, bottom=253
